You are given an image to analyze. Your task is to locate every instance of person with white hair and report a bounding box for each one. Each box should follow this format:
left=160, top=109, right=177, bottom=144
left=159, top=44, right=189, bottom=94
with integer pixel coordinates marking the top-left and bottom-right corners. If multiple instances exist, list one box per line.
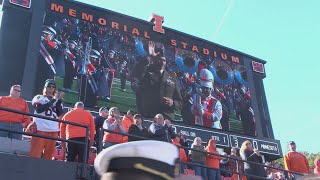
left=190, top=137, right=207, bottom=180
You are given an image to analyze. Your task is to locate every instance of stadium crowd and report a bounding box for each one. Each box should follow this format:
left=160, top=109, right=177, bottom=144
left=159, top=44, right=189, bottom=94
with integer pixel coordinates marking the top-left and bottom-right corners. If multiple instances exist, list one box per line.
left=0, top=82, right=319, bottom=180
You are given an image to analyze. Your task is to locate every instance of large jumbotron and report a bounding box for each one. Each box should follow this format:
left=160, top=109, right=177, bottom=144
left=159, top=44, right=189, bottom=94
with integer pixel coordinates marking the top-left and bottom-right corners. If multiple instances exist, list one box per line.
left=0, top=0, right=282, bottom=179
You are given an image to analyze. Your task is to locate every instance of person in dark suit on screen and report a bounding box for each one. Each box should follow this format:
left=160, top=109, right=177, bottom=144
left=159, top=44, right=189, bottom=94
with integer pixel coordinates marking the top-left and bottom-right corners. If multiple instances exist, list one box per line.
left=136, top=41, right=182, bottom=120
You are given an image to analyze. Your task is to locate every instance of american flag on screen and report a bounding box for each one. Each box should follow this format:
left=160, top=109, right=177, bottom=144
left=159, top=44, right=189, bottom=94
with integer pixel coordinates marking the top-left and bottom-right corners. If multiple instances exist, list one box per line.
left=252, top=61, right=265, bottom=74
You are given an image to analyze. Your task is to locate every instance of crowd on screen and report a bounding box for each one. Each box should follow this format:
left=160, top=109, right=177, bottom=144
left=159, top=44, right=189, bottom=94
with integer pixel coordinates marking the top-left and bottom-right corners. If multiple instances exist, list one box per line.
left=0, top=83, right=319, bottom=180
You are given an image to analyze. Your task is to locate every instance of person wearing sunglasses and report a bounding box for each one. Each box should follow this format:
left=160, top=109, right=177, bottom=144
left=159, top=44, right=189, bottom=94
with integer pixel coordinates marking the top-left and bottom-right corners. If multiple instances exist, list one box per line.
left=28, top=79, right=64, bottom=160
left=0, top=85, right=30, bottom=140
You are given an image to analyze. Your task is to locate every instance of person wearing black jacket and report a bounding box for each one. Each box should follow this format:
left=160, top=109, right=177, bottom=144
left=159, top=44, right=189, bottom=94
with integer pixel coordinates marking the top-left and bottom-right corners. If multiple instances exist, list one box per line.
left=94, top=106, right=108, bottom=147
left=240, top=140, right=266, bottom=180
left=128, top=114, right=149, bottom=141
left=178, top=132, right=189, bottom=157
left=132, top=41, right=182, bottom=120
left=148, top=114, right=176, bottom=142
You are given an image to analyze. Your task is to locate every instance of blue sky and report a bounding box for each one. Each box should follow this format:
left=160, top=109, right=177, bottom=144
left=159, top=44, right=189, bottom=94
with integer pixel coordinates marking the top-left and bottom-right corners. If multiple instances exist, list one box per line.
left=75, top=0, right=319, bottom=153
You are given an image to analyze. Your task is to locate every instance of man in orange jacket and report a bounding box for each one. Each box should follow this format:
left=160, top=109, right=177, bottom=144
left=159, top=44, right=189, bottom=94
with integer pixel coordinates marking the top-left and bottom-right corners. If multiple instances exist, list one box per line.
left=0, top=85, right=30, bottom=140
left=122, top=109, right=135, bottom=142
left=60, top=102, right=95, bottom=163
left=284, top=141, right=310, bottom=179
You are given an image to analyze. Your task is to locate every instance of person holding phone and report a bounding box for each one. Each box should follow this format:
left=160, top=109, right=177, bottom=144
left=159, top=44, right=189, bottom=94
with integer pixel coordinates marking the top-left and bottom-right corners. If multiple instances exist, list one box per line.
left=102, top=107, right=125, bottom=148
left=148, top=113, right=176, bottom=142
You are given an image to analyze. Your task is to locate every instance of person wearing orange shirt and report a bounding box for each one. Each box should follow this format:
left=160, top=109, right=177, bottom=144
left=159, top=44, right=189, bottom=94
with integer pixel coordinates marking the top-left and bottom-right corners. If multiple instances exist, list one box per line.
left=205, top=139, right=221, bottom=180
left=121, top=109, right=135, bottom=142
left=60, top=102, right=95, bottom=163
left=172, top=135, right=188, bottom=174
left=284, top=141, right=310, bottom=179
left=0, top=85, right=30, bottom=140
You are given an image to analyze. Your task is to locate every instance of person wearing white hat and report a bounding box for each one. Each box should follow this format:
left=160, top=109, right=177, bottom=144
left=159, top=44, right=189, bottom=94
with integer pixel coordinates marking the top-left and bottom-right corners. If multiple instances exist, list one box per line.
left=94, top=140, right=179, bottom=180
left=191, top=69, right=223, bottom=129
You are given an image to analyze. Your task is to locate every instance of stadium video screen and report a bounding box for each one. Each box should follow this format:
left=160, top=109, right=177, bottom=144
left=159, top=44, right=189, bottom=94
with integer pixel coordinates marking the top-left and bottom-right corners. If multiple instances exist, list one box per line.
left=38, top=8, right=256, bottom=136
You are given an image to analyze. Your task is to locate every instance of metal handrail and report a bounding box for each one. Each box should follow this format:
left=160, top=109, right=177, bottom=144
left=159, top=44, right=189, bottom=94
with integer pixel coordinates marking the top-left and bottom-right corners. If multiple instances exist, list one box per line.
left=100, top=128, right=305, bottom=178
left=0, top=106, right=87, bottom=128
left=0, top=105, right=90, bottom=179
left=0, top=106, right=305, bottom=179
left=0, top=128, right=86, bottom=145
left=180, top=161, right=268, bottom=180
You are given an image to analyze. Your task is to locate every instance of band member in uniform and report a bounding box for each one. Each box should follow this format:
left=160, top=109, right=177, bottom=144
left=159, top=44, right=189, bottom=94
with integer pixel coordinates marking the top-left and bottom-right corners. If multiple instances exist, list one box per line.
left=119, top=61, right=128, bottom=91
left=97, top=49, right=115, bottom=101
left=63, top=40, right=79, bottom=92
left=191, top=69, right=223, bottom=129
left=79, top=49, right=100, bottom=107
left=38, top=26, right=61, bottom=93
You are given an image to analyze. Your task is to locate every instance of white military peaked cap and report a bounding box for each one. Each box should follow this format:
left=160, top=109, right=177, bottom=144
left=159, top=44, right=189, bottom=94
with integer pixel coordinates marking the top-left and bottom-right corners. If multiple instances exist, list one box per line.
left=94, top=140, right=179, bottom=180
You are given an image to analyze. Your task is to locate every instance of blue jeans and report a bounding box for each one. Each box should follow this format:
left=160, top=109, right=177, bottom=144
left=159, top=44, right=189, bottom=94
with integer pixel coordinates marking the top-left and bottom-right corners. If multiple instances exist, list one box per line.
left=0, top=122, right=23, bottom=140
left=207, top=168, right=221, bottom=180
left=193, top=162, right=207, bottom=180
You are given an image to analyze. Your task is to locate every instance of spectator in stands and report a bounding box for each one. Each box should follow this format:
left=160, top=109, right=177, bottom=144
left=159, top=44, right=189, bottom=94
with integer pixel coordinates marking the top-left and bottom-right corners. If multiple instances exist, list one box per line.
left=205, top=139, right=221, bottom=180
left=94, top=106, right=108, bottom=147
left=122, top=109, right=135, bottom=142
left=284, top=141, right=310, bottom=179
left=190, top=137, right=207, bottom=180
left=178, top=132, right=189, bottom=157
left=229, top=147, right=244, bottom=180
left=60, top=102, right=95, bottom=163
left=29, top=79, right=64, bottom=160
left=149, top=113, right=176, bottom=142
left=102, top=107, right=125, bottom=148
left=0, top=85, right=30, bottom=140
left=172, top=136, right=188, bottom=174
left=240, top=140, right=266, bottom=180
left=220, top=152, right=232, bottom=178
left=314, top=158, right=320, bottom=175
left=128, top=114, right=148, bottom=142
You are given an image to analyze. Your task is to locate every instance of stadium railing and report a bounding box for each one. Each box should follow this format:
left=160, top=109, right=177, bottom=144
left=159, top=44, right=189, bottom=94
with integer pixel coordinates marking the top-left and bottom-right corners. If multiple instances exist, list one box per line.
left=0, top=106, right=306, bottom=180
left=99, top=128, right=305, bottom=180
left=0, top=106, right=90, bottom=179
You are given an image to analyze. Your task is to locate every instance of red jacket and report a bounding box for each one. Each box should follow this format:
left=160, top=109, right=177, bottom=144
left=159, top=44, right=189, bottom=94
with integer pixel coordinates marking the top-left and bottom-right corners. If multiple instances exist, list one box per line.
left=172, top=138, right=188, bottom=162
left=206, top=139, right=221, bottom=168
